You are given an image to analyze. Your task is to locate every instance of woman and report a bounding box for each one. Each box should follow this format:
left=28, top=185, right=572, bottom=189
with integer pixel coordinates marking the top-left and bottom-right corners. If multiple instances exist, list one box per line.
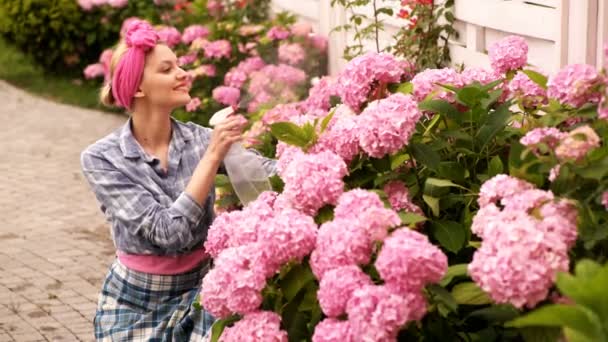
left=80, top=20, right=275, bottom=341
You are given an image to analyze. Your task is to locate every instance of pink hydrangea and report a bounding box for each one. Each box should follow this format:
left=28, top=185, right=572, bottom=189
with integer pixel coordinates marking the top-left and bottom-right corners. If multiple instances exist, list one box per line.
left=375, top=228, right=448, bottom=294
left=189, top=64, right=216, bottom=79
left=309, top=34, right=328, bottom=52
left=212, top=86, right=240, bottom=106
left=357, top=93, right=422, bottom=158
left=182, top=25, right=209, bottom=44
left=261, top=103, right=302, bottom=126
left=334, top=189, right=400, bottom=241
left=267, top=26, right=291, bottom=40
left=185, top=97, right=201, bottom=112
left=346, top=285, right=427, bottom=341
left=204, top=40, right=232, bottom=59
left=220, top=311, right=288, bottom=342
left=78, top=0, right=94, bottom=10
left=411, top=67, right=464, bottom=102
left=312, top=319, right=353, bottom=342
left=311, top=107, right=360, bottom=162
left=468, top=210, right=571, bottom=308
left=520, top=127, right=567, bottom=152
left=224, top=69, right=248, bottom=89
left=508, top=71, right=548, bottom=108
left=260, top=64, right=307, bottom=86
left=108, top=0, right=128, bottom=8
left=547, top=64, right=602, bottom=108
left=383, top=180, right=424, bottom=214
left=555, top=125, right=600, bottom=161
left=302, top=76, right=337, bottom=111
left=602, top=191, right=608, bottom=210
left=317, top=266, right=373, bottom=317
left=335, top=52, right=408, bottom=111
left=310, top=218, right=373, bottom=280
left=206, top=0, right=223, bottom=16
left=157, top=26, right=181, bottom=48
left=276, top=142, right=305, bottom=175
left=84, top=63, right=104, bottom=79
left=477, top=174, right=536, bottom=208
left=461, top=67, right=502, bottom=86
left=488, top=35, right=528, bottom=74
left=278, top=43, right=306, bottom=65
left=177, top=53, right=198, bottom=67
left=257, top=208, right=318, bottom=266
left=599, top=95, right=608, bottom=120
left=280, top=151, right=347, bottom=215
left=290, top=22, right=313, bottom=37
left=201, top=245, right=272, bottom=317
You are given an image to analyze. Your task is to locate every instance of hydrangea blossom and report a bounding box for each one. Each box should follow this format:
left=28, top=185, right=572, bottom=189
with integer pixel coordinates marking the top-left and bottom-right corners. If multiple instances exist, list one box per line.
left=204, top=40, right=232, bottom=59
left=220, top=311, right=288, bottom=342
left=317, top=266, right=373, bottom=317
left=312, top=319, right=353, bottom=342
left=334, top=189, right=401, bottom=241
left=375, top=228, right=448, bottom=294
left=157, top=26, right=181, bottom=48
left=280, top=151, right=348, bottom=215
left=411, top=68, right=464, bottom=102
left=461, top=67, right=502, bottom=86
left=488, top=35, right=528, bottom=74
left=311, top=106, right=360, bottom=162
left=547, top=64, right=602, bottom=107
left=278, top=43, right=306, bottom=65
left=310, top=219, right=373, bottom=280
left=335, top=52, right=409, bottom=111
left=182, top=25, right=209, bottom=45
left=302, top=76, right=337, bottom=111
left=357, top=93, right=423, bottom=158
left=555, top=125, right=601, bottom=161
left=383, top=180, right=424, bottom=215
left=213, top=86, right=240, bottom=106
left=185, top=97, right=201, bottom=112
left=508, top=71, right=548, bottom=108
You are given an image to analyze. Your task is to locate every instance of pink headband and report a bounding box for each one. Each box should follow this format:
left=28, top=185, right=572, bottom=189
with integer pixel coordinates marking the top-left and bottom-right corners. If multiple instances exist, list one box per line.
left=111, top=20, right=159, bottom=109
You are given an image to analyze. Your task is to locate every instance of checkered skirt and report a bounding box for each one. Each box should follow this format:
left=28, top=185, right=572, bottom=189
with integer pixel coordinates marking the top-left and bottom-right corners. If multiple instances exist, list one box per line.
left=94, top=259, right=215, bottom=341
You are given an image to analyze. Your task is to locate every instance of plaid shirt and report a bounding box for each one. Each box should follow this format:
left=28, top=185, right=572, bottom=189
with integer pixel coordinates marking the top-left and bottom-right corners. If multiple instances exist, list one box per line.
left=81, top=118, right=276, bottom=256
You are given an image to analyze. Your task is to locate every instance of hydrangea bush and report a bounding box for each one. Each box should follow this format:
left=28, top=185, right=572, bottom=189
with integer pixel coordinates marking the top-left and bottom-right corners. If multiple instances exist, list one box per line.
left=202, top=36, right=608, bottom=341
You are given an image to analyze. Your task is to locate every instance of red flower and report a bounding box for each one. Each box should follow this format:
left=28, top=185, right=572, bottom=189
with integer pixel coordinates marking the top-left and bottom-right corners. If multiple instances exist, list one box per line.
left=408, top=17, right=418, bottom=29
left=398, top=8, right=411, bottom=19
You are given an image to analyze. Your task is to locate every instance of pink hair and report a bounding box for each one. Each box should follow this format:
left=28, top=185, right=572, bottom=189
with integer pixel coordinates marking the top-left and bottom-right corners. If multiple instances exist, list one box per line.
left=111, top=20, right=159, bottom=109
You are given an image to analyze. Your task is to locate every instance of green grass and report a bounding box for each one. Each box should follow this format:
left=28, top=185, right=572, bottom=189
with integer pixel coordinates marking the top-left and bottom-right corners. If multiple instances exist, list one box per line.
left=0, top=36, right=113, bottom=111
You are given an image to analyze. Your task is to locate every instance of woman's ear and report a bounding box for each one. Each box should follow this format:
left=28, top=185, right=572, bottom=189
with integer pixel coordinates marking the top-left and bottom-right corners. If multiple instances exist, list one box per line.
left=134, top=88, right=145, bottom=98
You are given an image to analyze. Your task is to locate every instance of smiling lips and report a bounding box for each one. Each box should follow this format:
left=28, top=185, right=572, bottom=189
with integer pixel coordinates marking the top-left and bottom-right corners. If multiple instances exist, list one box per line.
left=174, top=82, right=191, bottom=93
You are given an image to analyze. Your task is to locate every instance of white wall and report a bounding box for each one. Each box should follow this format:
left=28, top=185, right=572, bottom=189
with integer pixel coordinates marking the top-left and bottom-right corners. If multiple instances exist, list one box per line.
left=271, top=0, right=606, bottom=75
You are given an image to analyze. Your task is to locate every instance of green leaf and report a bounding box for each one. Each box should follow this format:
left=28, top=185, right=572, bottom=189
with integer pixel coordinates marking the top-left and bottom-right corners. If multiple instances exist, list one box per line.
left=399, top=212, right=428, bottom=226
left=375, top=7, right=394, bottom=16
left=430, top=220, right=466, bottom=253
left=522, top=69, right=548, bottom=89
left=467, top=305, right=520, bottom=323
left=319, top=110, right=335, bottom=133
left=519, top=327, right=562, bottom=342
left=425, top=177, right=467, bottom=190
left=395, top=82, right=414, bottom=95
left=390, top=153, right=410, bottom=170
left=427, top=284, right=459, bottom=315
left=270, top=122, right=312, bottom=148
left=423, top=195, right=440, bottom=217
left=419, top=99, right=462, bottom=123
left=456, top=86, right=487, bottom=107
left=410, top=143, right=440, bottom=171
left=214, top=174, right=231, bottom=187
left=488, top=156, right=504, bottom=177
left=475, top=103, right=511, bottom=150
left=281, top=263, right=315, bottom=301
left=451, top=282, right=492, bottom=305
left=440, top=264, right=469, bottom=286
left=210, top=315, right=240, bottom=342
left=315, top=205, right=335, bottom=225
left=507, top=304, right=604, bottom=341
left=438, top=162, right=467, bottom=182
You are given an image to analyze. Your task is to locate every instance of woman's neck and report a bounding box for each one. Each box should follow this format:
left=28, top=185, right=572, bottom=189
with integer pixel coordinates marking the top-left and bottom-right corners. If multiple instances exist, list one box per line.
left=130, top=107, right=173, bottom=151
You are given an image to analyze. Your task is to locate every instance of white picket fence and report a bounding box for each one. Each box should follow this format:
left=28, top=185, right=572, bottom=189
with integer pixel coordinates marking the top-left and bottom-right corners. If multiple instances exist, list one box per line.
left=271, top=0, right=606, bottom=75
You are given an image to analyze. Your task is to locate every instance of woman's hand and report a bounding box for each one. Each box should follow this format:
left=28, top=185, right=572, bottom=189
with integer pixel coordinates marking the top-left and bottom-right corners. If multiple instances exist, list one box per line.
left=206, top=113, right=247, bottom=161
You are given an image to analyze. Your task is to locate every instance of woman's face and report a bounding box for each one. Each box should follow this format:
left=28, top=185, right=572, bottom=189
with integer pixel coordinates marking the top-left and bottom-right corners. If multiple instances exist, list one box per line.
left=136, top=44, right=192, bottom=110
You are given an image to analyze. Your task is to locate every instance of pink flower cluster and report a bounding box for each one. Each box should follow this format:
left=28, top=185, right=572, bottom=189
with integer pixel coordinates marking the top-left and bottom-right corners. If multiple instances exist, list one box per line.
left=213, top=86, right=240, bottom=106
left=156, top=26, right=181, bottom=48
left=461, top=67, right=502, bottom=86
left=266, top=26, right=291, bottom=40
left=310, top=105, right=360, bottom=162
left=185, top=97, right=201, bottom=112
left=204, top=40, right=232, bottom=60
left=357, top=93, right=423, bottom=158
left=488, top=35, right=528, bottom=74
left=83, top=49, right=112, bottom=81
left=202, top=192, right=318, bottom=318
left=383, top=180, right=423, bottom=215
left=224, top=56, right=266, bottom=89
left=182, top=25, right=210, bottom=45
left=279, top=150, right=348, bottom=216
left=278, top=43, right=306, bottom=66
left=220, top=311, right=288, bottom=342
left=261, top=103, right=303, bottom=127
left=469, top=175, right=578, bottom=308
left=335, top=52, right=409, bottom=111
left=508, top=71, right=548, bottom=108
left=411, top=67, right=464, bottom=102
left=520, top=127, right=567, bottom=152
left=547, top=64, right=602, bottom=108
left=302, top=76, right=337, bottom=112
left=246, top=64, right=307, bottom=113
left=521, top=125, right=600, bottom=162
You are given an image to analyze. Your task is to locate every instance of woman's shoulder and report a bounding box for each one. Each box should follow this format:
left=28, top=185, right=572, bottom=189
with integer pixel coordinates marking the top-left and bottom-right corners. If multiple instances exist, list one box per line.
left=80, top=127, right=122, bottom=171
left=178, top=120, right=213, bottom=142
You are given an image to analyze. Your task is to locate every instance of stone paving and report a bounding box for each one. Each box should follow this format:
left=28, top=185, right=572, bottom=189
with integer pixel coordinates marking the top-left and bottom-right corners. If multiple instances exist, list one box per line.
left=0, top=81, right=125, bottom=341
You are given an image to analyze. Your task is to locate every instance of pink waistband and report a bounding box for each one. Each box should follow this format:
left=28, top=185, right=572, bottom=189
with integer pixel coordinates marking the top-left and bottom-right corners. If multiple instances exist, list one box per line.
left=116, top=247, right=208, bottom=275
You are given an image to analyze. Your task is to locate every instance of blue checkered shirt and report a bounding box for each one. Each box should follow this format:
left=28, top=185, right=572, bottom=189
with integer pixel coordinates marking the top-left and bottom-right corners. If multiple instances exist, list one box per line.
left=81, top=118, right=276, bottom=256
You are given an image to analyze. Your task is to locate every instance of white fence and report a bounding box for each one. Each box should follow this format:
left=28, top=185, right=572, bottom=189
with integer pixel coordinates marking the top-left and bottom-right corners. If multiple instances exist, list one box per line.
left=271, top=0, right=606, bottom=75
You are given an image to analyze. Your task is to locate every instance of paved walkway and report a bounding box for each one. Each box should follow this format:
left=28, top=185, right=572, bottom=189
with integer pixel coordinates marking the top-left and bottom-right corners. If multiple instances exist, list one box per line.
left=0, top=81, right=125, bottom=341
